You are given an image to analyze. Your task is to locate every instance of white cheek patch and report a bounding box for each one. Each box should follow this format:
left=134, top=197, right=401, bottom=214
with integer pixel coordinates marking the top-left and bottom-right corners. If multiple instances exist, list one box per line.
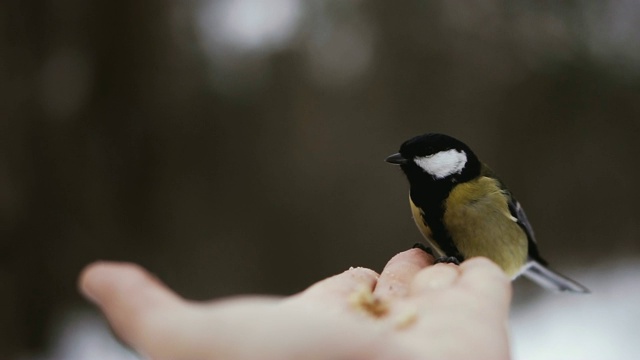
left=414, top=149, right=467, bottom=179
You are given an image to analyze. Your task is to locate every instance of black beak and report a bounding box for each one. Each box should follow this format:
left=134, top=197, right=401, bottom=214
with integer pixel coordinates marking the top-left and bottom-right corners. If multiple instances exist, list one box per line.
left=385, top=153, right=408, bottom=165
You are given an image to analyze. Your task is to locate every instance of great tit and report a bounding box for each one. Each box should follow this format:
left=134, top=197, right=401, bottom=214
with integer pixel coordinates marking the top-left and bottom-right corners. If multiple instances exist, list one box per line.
left=386, top=133, right=589, bottom=293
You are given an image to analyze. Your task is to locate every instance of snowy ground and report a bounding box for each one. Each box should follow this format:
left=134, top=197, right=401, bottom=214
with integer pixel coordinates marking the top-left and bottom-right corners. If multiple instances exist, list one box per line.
left=511, top=259, right=640, bottom=360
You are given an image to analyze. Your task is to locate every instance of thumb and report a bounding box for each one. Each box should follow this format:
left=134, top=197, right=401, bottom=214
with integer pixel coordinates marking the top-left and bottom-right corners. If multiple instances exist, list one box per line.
left=78, top=261, right=183, bottom=355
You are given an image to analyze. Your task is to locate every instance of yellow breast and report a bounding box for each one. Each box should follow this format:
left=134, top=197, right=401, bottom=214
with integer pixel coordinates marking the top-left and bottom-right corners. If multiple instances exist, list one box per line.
left=443, top=177, right=528, bottom=277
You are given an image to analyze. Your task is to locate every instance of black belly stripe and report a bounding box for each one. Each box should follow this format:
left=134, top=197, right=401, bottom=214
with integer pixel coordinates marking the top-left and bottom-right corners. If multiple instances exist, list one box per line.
left=410, top=186, right=464, bottom=261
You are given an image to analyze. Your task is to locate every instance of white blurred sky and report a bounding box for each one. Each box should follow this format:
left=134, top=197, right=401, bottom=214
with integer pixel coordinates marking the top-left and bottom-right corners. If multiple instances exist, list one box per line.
left=192, top=0, right=640, bottom=90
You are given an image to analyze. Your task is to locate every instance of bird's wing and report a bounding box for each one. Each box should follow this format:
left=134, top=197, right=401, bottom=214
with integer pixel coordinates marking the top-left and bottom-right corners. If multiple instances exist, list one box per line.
left=505, top=189, right=549, bottom=265
left=480, top=163, right=548, bottom=265
left=508, top=197, right=535, bottom=243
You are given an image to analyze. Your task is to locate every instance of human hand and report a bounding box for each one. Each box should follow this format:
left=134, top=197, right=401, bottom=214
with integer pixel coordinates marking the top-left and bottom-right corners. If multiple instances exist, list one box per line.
left=79, top=249, right=512, bottom=360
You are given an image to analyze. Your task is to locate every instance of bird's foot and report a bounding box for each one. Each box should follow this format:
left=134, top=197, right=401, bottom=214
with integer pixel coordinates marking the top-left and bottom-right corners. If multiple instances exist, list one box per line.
left=412, top=244, right=461, bottom=265
left=434, top=256, right=461, bottom=265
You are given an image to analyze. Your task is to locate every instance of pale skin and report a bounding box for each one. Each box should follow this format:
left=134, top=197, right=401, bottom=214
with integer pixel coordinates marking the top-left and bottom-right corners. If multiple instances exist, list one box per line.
left=79, top=249, right=512, bottom=360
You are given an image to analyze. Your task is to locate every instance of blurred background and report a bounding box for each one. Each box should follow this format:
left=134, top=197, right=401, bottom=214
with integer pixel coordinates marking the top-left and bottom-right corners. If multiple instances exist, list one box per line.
left=2, top=0, right=640, bottom=359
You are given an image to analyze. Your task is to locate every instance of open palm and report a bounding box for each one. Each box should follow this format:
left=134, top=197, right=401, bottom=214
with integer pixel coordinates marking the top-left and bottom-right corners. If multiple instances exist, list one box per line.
left=79, top=249, right=511, bottom=360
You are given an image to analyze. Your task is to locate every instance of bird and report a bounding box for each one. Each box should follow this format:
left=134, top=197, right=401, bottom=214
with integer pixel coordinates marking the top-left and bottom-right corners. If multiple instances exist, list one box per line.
left=385, top=133, right=589, bottom=293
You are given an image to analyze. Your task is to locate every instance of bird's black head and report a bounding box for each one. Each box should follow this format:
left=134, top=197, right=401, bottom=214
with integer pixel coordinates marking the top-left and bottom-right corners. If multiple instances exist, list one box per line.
left=386, top=133, right=481, bottom=185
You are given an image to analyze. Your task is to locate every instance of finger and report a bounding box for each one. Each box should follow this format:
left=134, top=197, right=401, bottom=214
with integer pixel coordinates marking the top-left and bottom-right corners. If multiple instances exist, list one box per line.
left=458, top=257, right=512, bottom=312
left=409, top=263, right=461, bottom=294
left=299, top=267, right=379, bottom=301
left=79, top=262, right=184, bottom=352
left=374, top=249, right=433, bottom=299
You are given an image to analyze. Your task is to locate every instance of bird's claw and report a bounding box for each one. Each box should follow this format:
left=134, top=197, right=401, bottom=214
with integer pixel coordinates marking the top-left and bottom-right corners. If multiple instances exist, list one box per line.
left=434, top=256, right=461, bottom=265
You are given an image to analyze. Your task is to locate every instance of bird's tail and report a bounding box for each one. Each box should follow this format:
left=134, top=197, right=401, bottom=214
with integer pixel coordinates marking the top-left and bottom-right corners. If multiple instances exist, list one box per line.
left=522, top=261, right=590, bottom=293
